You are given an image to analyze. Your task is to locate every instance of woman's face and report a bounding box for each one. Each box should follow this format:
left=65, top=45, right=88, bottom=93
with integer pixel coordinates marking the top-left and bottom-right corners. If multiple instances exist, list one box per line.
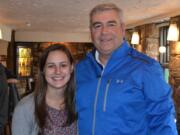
left=44, top=50, right=73, bottom=91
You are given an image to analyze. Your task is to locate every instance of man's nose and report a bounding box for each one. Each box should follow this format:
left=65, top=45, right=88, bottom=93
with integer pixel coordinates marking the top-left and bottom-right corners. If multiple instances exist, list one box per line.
left=101, top=26, right=108, bottom=34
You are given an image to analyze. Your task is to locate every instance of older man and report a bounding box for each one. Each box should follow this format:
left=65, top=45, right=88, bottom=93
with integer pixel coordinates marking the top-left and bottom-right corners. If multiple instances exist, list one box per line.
left=75, top=3, right=178, bottom=135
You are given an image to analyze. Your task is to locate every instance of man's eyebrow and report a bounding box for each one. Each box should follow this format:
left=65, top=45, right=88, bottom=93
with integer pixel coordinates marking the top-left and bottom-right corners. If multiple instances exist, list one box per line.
left=107, top=20, right=117, bottom=24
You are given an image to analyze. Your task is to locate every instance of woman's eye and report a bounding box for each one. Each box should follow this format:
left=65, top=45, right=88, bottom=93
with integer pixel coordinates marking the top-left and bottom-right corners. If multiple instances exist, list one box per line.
left=61, top=64, right=68, bottom=68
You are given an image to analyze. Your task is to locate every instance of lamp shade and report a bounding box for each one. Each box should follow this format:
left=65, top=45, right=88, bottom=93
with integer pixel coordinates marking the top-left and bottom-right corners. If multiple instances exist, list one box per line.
left=167, top=23, right=179, bottom=41
left=131, top=31, right=140, bottom=44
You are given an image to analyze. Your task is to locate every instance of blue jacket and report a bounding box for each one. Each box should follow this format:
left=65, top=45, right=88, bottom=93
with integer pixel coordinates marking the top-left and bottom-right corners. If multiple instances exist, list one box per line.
left=75, top=41, right=177, bottom=135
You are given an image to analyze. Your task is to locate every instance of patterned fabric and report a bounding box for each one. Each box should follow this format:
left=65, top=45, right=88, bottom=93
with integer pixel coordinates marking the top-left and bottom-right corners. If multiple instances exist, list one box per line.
left=42, top=105, right=77, bottom=135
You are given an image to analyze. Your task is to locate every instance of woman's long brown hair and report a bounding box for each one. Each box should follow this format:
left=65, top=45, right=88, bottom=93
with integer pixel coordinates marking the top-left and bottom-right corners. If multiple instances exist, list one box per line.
left=34, top=44, right=77, bottom=132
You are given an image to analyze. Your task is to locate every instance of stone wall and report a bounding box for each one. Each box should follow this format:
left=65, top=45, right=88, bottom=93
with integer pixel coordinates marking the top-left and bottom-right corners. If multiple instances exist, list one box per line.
left=126, top=23, right=159, bottom=60
left=138, top=24, right=159, bottom=60
left=170, top=41, right=180, bottom=109
left=168, top=16, right=180, bottom=102
left=0, top=40, right=9, bottom=66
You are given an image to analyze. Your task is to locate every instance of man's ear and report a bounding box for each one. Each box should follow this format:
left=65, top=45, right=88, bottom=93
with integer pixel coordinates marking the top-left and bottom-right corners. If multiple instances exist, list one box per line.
left=121, top=23, right=126, bottom=38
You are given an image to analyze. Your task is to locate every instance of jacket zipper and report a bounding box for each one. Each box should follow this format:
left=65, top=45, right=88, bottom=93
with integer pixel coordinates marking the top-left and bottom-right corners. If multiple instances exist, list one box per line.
left=92, top=77, right=102, bottom=135
left=103, top=79, right=111, bottom=112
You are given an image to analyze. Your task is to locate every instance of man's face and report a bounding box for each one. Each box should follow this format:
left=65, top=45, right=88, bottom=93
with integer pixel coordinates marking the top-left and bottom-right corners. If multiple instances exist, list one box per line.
left=90, top=10, right=125, bottom=57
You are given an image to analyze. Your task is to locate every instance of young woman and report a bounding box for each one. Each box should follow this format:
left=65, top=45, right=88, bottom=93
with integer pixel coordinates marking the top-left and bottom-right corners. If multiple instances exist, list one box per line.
left=12, top=44, right=77, bottom=135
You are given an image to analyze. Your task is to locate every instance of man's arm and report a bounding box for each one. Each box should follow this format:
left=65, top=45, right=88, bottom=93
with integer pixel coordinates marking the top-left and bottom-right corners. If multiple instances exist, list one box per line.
left=143, top=62, right=178, bottom=135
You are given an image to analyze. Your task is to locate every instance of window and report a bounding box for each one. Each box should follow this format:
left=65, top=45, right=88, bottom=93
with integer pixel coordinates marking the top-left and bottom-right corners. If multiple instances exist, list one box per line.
left=159, top=26, right=170, bottom=64
left=159, top=26, right=170, bottom=83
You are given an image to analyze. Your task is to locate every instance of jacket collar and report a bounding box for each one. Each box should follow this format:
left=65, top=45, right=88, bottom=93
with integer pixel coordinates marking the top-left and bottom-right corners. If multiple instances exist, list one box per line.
left=87, top=40, right=131, bottom=75
left=90, top=40, right=130, bottom=61
left=93, top=40, right=130, bottom=68
left=110, top=40, right=130, bottom=60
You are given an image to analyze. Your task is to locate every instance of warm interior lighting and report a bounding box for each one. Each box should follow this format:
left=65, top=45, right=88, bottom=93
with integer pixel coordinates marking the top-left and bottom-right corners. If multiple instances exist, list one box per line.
left=175, top=42, right=180, bottom=54
left=167, top=23, right=179, bottom=41
left=0, top=29, right=2, bottom=39
left=159, top=46, right=166, bottom=53
left=131, top=31, right=140, bottom=44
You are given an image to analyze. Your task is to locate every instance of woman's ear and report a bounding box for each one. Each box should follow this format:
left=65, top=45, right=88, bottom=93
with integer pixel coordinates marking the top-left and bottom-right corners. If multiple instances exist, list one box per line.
left=40, top=70, right=45, bottom=76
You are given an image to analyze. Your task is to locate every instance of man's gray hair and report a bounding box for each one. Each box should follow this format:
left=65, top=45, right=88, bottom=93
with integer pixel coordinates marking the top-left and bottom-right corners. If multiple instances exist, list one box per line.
left=89, top=3, right=124, bottom=25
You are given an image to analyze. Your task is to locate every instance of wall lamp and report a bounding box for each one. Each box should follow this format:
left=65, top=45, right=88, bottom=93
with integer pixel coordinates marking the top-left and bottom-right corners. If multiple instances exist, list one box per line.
left=167, top=23, right=179, bottom=41
left=131, top=31, right=140, bottom=45
left=0, top=28, right=2, bottom=39
left=159, top=46, right=166, bottom=53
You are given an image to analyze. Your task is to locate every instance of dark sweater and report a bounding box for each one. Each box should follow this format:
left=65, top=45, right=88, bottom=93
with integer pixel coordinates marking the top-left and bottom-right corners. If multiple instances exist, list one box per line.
left=0, top=63, right=9, bottom=135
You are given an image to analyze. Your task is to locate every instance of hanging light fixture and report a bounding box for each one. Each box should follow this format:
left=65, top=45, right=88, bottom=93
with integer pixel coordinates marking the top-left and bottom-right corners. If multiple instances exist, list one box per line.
left=167, top=23, right=179, bottom=41
left=131, top=31, right=140, bottom=45
left=0, top=28, right=2, bottom=39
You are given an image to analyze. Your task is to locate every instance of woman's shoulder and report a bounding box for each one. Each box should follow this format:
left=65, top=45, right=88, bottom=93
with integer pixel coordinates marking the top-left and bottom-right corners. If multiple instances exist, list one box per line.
left=19, top=93, right=34, bottom=106
left=12, top=93, right=39, bottom=135
left=14, top=93, right=35, bottom=114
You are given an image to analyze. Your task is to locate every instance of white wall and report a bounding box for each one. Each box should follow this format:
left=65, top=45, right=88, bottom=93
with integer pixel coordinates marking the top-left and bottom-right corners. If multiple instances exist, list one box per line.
left=1, top=23, right=92, bottom=42
left=15, top=31, right=92, bottom=42
left=0, top=24, right=12, bottom=41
